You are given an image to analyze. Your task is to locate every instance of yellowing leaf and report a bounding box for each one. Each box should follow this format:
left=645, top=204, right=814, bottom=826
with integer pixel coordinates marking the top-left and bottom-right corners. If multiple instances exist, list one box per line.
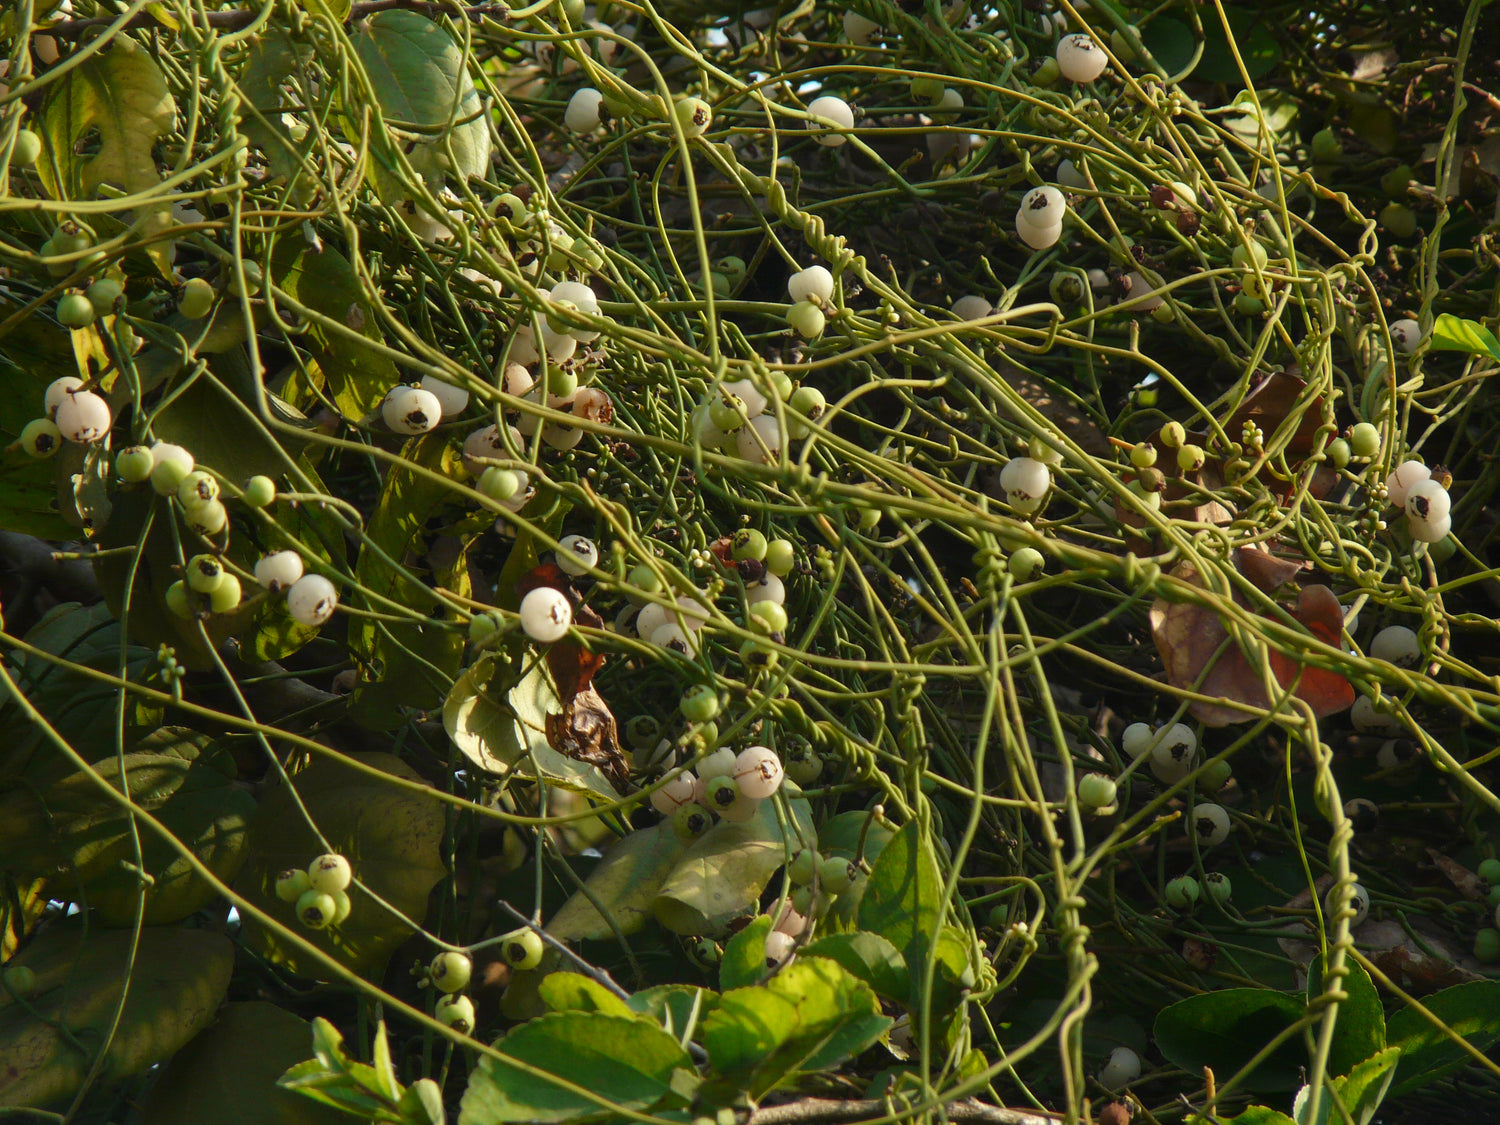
left=38, top=38, right=177, bottom=275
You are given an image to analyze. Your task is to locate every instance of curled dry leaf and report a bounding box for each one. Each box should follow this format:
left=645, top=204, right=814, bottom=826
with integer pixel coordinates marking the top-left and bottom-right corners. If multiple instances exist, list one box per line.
left=541, top=603, right=629, bottom=791
left=1150, top=548, right=1354, bottom=726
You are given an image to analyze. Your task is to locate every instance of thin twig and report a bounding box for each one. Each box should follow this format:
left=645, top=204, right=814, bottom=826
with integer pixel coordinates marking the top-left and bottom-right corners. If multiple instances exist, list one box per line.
left=47, top=0, right=510, bottom=38
left=747, top=1098, right=1063, bottom=1125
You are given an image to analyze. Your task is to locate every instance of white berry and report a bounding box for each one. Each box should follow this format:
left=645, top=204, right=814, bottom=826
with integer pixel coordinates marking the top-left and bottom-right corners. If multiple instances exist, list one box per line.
left=1324, top=881, right=1369, bottom=927
left=44, top=376, right=85, bottom=417
left=952, top=295, right=993, bottom=320
left=788, top=265, right=834, bottom=304
left=764, top=930, right=795, bottom=965
left=1385, top=460, right=1430, bottom=508
left=998, top=456, right=1051, bottom=515
left=286, top=574, right=339, bottom=626
left=519, top=586, right=572, bottom=643
left=1121, top=721, right=1154, bottom=759
left=807, top=95, right=854, bottom=145
left=1408, top=511, right=1451, bottom=543
left=1056, top=33, right=1109, bottom=83
left=382, top=385, right=442, bottom=435
left=1019, top=185, right=1066, bottom=227
left=548, top=280, right=600, bottom=342
left=1190, top=802, right=1232, bottom=846
left=733, top=745, right=784, bottom=799
left=255, top=550, right=304, bottom=593
left=1370, top=625, right=1420, bottom=668
left=419, top=374, right=470, bottom=418
left=649, top=622, right=699, bottom=656
left=651, top=771, right=698, bottom=815
left=1404, top=477, right=1450, bottom=524
left=565, top=87, right=604, bottom=132
left=746, top=572, right=786, bottom=607
left=736, top=415, right=784, bottom=464
left=54, top=390, right=112, bottom=443
left=1389, top=318, right=1422, bottom=354
left=1098, top=1046, right=1141, bottom=1088
left=556, top=534, right=599, bottom=576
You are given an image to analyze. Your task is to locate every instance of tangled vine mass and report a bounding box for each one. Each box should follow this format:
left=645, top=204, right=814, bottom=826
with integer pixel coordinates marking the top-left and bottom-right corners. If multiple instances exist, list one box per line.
left=3, top=1, right=1500, bottom=1124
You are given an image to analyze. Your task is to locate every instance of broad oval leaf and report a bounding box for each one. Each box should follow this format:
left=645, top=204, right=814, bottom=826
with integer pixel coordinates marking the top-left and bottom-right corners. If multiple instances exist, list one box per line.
left=653, top=795, right=816, bottom=935
left=1305, top=955, right=1384, bottom=1078
left=1430, top=313, right=1500, bottom=363
left=1384, top=979, right=1500, bottom=1096
left=1155, top=988, right=1308, bottom=1093
left=0, top=925, right=233, bottom=1108
left=857, top=820, right=945, bottom=967
left=547, top=820, right=688, bottom=943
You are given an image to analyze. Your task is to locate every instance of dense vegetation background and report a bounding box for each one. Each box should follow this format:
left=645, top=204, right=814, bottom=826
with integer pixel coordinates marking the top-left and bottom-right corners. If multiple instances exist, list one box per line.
left=3, top=1, right=1500, bottom=1123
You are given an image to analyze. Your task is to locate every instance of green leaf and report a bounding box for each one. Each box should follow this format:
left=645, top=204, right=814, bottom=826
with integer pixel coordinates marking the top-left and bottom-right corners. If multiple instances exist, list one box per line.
left=240, top=30, right=320, bottom=196
left=1430, top=313, right=1500, bottom=362
left=626, top=986, right=711, bottom=1039
left=351, top=11, right=492, bottom=199
left=233, top=752, right=446, bottom=979
left=1189, top=1109, right=1298, bottom=1125
left=1293, top=1046, right=1400, bottom=1125
left=857, top=821, right=945, bottom=970
left=1306, top=956, right=1384, bottom=1077
left=801, top=931, right=910, bottom=1003
left=271, top=239, right=400, bottom=421
left=546, top=822, right=690, bottom=944
left=700, top=957, right=891, bottom=1097
left=37, top=37, right=176, bottom=276
left=0, top=924, right=234, bottom=1108
left=458, top=1012, right=691, bottom=1124
left=539, top=973, right=636, bottom=1019
left=1195, top=10, right=1281, bottom=84
left=1154, top=988, right=1308, bottom=1093
left=1385, top=980, right=1500, bottom=1096
left=141, top=1002, right=350, bottom=1125
left=348, top=433, right=466, bottom=728
left=654, top=796, right=816, bottom=935
left=1140, top=17, right=1196, bottom=78
left=720, top=915, right=775, bottom=990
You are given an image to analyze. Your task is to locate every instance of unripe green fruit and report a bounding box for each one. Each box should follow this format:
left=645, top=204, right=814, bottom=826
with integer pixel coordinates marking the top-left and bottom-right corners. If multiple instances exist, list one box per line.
left=1197, top=759, right=1232, bottom=791
left=672, top=801, right=712, bottom=841
left=226, top=261, right=262, bottom=297
left=2, top=965, right=38, bottom=998
left=479, top=467, right=522, bottom=502
left=207, top=574, right=242, bottom=614
left=1230, top=241, right=1268, bottom=271
left=276, top=867, right=311, bottom=902
left=1164, top=875, right=1200, bottom=910
left=435, top=993, right=475, bottom=1032
left=765, top=539, right=795, bottom=577
left=165, top=580, right=193, bottom=619
left=748, top=600, right=789, bottom=634
left=86, top=277, right=124, bottom=315
left=330, top=890, right=352, bottom=926
left=789, top=850, right=818, bottom=885
left=1475, top=929, right=1500, bottom=964
left=680, top=684, right=721, bottom=722
left=1310, top=127, right=1343, bottom=162
left=429, top=951, right=473, bottom=993
left=116, top=446, right=154, bottom=482
left=1347, top=422, right=1381, bottom=459
left=296, top=889, right=337, bottom=929
left=56, top=293, right=96, bottom=328
left=1478, top=858, right=1500, bottom=885
left=186, top=554, right=228, bottom=594
left=178, top=471, right=220, bottom=507
left=9, top=129, right=42, bottom=166
left=732, top=528, right=768, bottom=561
left=1010, top=547, right=1045, bottom=581
left=1380, top=203, right=1417, bottom=239
left=785, top=301, right=826, bottom=339
left=151, top=458, right=193, bottom=497
left=1077, top=773, right=1117, bottom=810
left=1176, top=444, right=1206, bottom=473
left=178, top=277, right=215, bottom=319
left=709, top=395, right=745, bottom=431
left=242, top=475, right=276, bottom=507
left=819, top=855, right=856, bottom=894
left=740, top=636, right=778, bottom=671
left=1380, top=164, right=1412, bottom=199
left=501, top=927, right=545, bottom=970
left=674, top=97, right=712, bottom=138
left=20, top=418, right=62, bottom=459
left=469, top=611, right=504, bottom=647
left=1234, top=294, right=1264, bottom=316
left=1203, top=872, right=1232, bottom=905
left=1327, top=438, right=1351, bottom=469
left=1158, top=421, right=1185, bottom=449
left=185, top=498, right=228, bottom=536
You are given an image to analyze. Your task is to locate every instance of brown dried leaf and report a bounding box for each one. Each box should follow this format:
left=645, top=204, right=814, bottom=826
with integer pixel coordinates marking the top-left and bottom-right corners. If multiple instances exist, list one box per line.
left=544, top=685, right=629, bottom=793
left=1427, top=850, right=1486, bottom=902
left=1003, top=371, right=1111, bottom=458
left=546, top=604, right=606, bottom=700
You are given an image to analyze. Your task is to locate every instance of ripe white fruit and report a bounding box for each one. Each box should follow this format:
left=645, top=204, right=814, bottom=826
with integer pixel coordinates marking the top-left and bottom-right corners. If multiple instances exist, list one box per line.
left=556, top=534, right=599, bottom=576
left=462, top=423, right=524, bottom=476
left=721, top=378, right=769, bottom=419
left=286, top=574, right=339, bottom=626
left=635, top=602, right=669, bottom=640
left=1409, top=512, right=1451, bottom=543
left=1118, top=272, right=1163, bottom=312
left=998, top=456, right=1051, bottom=514
left=746, top=572, right=786, bottom=607
left=1385, top=460, right=1429, bottom=508
left=1351, top=695, right=1404, bottom=735
left=1404, top=477, right=1450, bottom=524
left=548, top=280, right=600, bottom=342
left=44, top=376, right=85, bottom=416
left=764, top=930, right=795, bottom=965
left=1151, top=723, right=1197, bottom=766
left=1056, top=34, right=1109, bottom=83
left=736, top=415, right=784, bottom=464
left=1019, top=185, right=1066, bottom=227
left=519, top=586, right=572, bottom=642
left=565, top=87, right=604, bottom=132
left=1190, top=802, right=1232, bottom=847
left=807, top=94, right=854, bottom=145
left=254, top=550, right=304, bottom=592
left=1015, top=209, right=1062, bottom=250
left=1098, top=1046, right=1141, bottom=1088
left=54, top=390, right=112, bottom=443
left=419, top=374, right=470, bottom=418
left=1370, top=625, right=1420, bottom=668
left=951, top=295, right=993, bottom=321
left=651, top=771, right=698, bottom=815
left=733, top=746, right=784, bottom=799
left=382, top=385, right=442, bottom=435
left=1389, top=318, right=1422, bottom=354
left=1121, top=721, right=1155, bottom=759
left=1324, top=881, right=1370, bottom=927
left=650, top=622, right=699, bottom=655
left=787, top=265, right=835, bottom=305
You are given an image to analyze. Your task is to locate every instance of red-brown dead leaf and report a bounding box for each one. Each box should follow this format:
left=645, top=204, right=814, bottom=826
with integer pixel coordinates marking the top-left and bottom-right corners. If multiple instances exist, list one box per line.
left=546, top=604, right=606, bottom=699
left=708, top=536, right=736, bottom=568
left=515, top=560, right=574, bottom=602
left=544, top=685, right=630, bottom=793
left=1150, top=551, right=1354, bottom=727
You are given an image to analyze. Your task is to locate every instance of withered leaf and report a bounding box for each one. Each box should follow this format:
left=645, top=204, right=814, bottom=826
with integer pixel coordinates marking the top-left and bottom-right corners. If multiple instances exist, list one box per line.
left=1150, top=550, right=1354, bottom=727
left=546, top=604, right=606, bottom=700
left=544, top=685, right=629, bottom=793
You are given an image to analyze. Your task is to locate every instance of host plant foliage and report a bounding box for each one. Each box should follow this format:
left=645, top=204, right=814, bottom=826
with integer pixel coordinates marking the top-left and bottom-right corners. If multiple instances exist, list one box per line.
left=2, top=1, right=1500, bottom=1124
